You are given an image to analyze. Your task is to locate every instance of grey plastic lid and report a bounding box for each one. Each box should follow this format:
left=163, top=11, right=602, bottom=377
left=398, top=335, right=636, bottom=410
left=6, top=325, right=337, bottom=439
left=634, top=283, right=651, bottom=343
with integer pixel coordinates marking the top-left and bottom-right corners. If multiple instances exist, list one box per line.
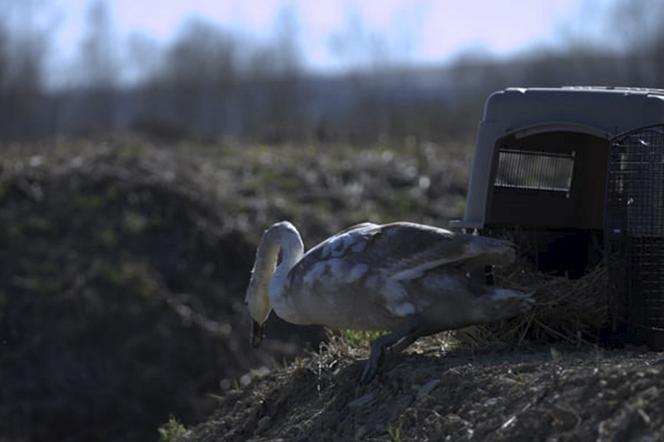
left=451, top=87, right=664, bottom=230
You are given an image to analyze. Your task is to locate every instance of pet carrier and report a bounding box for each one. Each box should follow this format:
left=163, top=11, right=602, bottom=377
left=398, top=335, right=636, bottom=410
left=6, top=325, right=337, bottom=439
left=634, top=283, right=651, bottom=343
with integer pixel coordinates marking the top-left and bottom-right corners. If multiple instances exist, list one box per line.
left=451, top=87, right=664, bottom=348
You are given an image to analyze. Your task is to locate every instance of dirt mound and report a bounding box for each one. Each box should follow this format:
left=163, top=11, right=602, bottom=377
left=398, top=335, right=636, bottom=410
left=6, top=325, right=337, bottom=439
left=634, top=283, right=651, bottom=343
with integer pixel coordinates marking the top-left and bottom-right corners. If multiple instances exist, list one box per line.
left=0, top=138, right=472, bottom=441
left=0, top=144, right=322, bottom=442
left=180, top=336, right=664, bottom=442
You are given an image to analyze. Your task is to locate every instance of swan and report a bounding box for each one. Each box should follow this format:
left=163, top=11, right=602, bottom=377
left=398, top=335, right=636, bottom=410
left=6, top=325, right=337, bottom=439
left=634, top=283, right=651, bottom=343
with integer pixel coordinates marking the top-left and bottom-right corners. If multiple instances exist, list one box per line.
left=245, top=221, right=533, bottom=384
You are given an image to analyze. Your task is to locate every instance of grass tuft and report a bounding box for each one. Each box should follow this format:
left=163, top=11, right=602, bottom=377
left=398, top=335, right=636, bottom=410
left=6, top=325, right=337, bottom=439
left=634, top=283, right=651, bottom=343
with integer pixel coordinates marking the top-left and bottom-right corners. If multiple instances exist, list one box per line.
left=387, top=420, right=404, bottom=442
left=158, top=416, right=187, bottom=442
left=340, top=329, right=390, bottom=348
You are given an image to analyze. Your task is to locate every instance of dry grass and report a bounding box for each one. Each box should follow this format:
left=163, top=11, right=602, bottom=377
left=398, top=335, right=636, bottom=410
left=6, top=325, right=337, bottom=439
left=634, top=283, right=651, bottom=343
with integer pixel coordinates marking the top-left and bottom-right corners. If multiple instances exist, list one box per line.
left=455, top=263, right=609, bottom=349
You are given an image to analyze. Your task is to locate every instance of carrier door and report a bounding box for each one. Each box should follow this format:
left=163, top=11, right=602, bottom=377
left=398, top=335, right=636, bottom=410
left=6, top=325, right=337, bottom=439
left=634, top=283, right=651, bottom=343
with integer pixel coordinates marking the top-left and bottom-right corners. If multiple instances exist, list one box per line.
left=486, top=131, right=608, bottom=230
left=606, top=124, right=664, bottom=349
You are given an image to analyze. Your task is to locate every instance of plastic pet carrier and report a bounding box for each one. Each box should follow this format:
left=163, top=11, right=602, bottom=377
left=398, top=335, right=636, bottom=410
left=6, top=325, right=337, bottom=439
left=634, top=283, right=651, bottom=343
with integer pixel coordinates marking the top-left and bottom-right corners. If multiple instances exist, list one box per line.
left=452, top=87, right=664, bottom=348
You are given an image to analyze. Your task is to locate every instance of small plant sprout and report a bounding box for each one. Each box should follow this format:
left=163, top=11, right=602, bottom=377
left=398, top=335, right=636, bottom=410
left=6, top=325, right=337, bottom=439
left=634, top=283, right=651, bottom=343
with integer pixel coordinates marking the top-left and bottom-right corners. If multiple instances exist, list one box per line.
left=158, top=416, right=187, bottom=442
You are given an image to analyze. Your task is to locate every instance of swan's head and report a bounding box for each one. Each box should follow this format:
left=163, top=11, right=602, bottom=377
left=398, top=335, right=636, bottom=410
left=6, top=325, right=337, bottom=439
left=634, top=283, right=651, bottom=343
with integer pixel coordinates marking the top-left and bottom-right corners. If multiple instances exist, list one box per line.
left=246, top=290, right=271, bottom=347
left=246, top=277, right=271, bottom=347
left=245, top=221, right=304, bottom=347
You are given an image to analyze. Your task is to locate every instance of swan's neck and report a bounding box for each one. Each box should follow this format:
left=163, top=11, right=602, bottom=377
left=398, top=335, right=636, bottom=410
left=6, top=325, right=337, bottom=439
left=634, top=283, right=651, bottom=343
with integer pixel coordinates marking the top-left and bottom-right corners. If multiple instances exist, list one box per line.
left=269, top=227, right=304, bottom=303
left=246, top=222, right=304, bottom=323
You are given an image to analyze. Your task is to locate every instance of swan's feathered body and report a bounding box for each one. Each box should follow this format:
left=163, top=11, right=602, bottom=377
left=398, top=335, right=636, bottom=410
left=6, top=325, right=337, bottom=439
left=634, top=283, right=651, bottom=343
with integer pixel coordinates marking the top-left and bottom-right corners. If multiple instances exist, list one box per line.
left=274, top=222, right=524, bottom=329
left=246, top=221, right=532, bottom=383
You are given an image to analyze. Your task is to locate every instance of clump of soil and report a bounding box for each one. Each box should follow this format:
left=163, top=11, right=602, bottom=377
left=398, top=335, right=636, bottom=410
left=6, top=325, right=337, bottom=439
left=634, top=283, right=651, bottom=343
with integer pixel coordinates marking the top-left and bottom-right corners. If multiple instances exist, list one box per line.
left=180, top=335, right=664, bottom=442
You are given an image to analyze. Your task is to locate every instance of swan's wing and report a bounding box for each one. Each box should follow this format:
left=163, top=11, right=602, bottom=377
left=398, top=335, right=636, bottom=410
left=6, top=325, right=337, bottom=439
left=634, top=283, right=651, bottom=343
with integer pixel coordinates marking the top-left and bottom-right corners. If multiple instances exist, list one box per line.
left=302, top=222, right=382, bottom=260
left=285, top=222, right=382, bottom=292
left=284, top=222, right=514, bottom=326
left=367, top=222, right=514, bottom=280
left=296, top=222, right=513, bottom=283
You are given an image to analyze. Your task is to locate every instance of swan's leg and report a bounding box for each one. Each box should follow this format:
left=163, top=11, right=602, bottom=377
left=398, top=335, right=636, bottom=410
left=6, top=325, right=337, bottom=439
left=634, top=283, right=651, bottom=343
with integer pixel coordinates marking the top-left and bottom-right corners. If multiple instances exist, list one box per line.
left=388, top=331, right=424, bottom=355
left=359, top=322, right=418, bottom=384
left=359, top=332, right=404, bottom=384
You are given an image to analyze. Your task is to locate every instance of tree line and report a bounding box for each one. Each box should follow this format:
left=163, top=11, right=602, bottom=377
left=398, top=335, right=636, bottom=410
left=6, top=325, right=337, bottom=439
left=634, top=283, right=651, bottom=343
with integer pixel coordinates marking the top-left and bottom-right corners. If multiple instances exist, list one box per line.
left=0, top=0, right=663, bottom=144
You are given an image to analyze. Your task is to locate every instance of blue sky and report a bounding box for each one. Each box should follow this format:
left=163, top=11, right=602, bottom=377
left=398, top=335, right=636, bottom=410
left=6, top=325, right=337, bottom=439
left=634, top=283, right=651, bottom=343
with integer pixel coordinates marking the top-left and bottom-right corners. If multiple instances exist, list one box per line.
left=46, top=0, right=610, bottom=73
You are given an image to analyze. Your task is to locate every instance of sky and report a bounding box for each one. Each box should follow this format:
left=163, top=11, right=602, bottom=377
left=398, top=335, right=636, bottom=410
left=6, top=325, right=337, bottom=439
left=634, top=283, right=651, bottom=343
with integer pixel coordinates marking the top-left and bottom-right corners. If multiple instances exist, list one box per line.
left=28, top=0, right=612, bottom=77
left=5, top=0, right=616, bottom=86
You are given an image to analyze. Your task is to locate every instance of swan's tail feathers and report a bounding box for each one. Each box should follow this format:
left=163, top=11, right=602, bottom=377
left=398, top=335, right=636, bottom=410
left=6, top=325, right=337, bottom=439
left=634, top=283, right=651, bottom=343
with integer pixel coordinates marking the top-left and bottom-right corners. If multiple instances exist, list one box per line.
left=484, top=288, right=535, bottom=321
left=463, top=235, right=517, bottom=268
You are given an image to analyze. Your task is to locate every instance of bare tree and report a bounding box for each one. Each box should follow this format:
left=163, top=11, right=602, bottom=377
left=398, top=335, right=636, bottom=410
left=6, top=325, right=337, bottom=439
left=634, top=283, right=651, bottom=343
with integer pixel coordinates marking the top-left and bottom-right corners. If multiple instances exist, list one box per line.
left=604, top=0, right=664, bottom=86
left=242, top=7, right=304, bottom=142
left=151, top=18, right=239, bottom=137
left=78, top=0, right=118, bottom=88
left=74, top=0, right=119, bottom=133
left=0, top=0, right=50, bottom=139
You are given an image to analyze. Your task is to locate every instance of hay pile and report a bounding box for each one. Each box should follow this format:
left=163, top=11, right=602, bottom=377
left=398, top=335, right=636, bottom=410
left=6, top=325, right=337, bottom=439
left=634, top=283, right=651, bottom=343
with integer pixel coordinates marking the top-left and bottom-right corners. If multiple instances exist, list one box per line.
left=455, top=264, right=609, bottom=349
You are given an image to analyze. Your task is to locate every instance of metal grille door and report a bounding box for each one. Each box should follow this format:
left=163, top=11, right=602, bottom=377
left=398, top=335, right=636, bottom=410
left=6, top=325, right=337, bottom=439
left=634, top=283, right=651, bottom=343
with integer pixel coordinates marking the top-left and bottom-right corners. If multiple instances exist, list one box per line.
left=606, top=125, right=664, bottom=349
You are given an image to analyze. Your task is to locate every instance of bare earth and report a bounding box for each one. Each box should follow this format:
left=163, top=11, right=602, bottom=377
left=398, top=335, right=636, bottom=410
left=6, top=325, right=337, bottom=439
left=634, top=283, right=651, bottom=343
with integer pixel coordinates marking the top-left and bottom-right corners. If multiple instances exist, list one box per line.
left=181, top=335, right=664, bottom=442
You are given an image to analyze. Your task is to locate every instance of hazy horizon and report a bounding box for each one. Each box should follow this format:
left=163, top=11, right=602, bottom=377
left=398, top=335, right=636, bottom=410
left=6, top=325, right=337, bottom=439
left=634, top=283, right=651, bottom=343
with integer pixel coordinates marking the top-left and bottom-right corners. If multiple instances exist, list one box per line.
left=3, top=0, right=618, bottom=88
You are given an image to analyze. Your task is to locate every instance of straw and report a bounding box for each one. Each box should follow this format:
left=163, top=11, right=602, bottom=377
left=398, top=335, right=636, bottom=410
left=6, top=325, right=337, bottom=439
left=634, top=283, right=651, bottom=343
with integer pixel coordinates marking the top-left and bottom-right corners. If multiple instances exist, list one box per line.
left=453, top=263, right=608, bottom=349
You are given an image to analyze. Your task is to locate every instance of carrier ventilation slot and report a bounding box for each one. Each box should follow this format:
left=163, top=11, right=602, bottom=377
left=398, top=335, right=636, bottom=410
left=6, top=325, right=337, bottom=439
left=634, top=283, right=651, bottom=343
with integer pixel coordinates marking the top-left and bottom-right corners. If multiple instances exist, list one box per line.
left=494, top=148, right=575, bottom=193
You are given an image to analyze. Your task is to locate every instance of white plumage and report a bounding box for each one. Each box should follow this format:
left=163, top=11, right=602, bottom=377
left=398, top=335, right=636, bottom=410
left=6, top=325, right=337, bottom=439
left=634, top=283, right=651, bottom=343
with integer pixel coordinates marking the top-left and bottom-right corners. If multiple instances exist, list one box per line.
left=245, top=221, right=533, bottom=383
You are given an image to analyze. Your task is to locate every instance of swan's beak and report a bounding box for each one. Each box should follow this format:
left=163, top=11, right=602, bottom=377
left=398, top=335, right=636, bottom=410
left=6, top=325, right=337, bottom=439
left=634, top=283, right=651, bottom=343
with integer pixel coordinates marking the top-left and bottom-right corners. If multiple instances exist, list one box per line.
left=251, top=319, right=265, bottom=348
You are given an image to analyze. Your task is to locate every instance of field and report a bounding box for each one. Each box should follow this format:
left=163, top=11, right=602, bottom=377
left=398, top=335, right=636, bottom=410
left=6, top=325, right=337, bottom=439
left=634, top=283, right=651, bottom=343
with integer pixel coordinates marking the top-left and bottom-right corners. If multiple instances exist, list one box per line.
left=2, top=137, right=662, bottom=442
left=0, top=137, right=468, bottom=441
